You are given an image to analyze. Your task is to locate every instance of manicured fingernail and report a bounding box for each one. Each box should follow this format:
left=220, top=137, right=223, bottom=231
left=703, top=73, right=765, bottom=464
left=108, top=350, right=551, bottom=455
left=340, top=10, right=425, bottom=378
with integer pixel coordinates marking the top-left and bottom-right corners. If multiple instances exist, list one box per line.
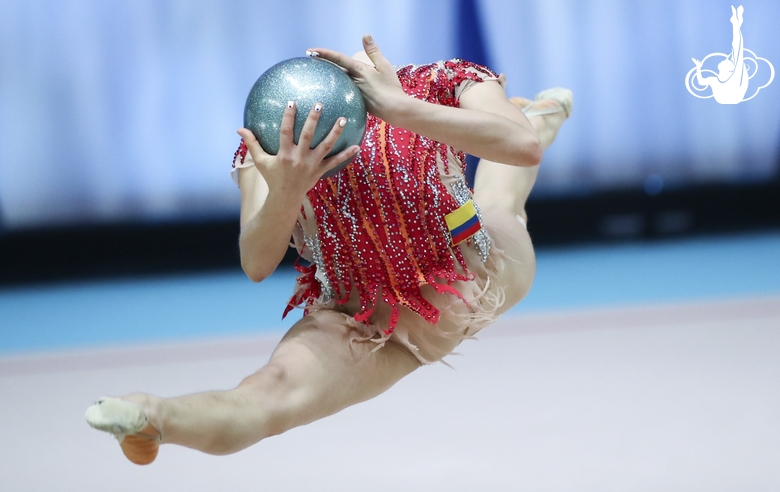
left=314, top=103, right=323, bottom=112
left=306, top=50, right=320, bottom=57
left=287, top=101, right=294, bottom=109
left=339, top=118, right=347, bottom=127
left=364, top=34, right=374, bottom=45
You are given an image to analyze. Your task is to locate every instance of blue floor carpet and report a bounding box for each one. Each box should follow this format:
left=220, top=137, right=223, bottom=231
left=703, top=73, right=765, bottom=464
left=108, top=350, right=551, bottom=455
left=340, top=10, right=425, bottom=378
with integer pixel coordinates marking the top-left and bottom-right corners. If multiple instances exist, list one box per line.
left=2, top=231, right=779, bottom=355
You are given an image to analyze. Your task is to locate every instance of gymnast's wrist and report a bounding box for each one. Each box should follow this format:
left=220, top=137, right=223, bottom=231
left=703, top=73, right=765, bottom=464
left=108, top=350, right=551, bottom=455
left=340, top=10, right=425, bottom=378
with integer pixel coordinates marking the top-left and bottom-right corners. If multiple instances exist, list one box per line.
left=374, top=91, right=417, bottom=127
left=265, top=185, right=306, bottom=210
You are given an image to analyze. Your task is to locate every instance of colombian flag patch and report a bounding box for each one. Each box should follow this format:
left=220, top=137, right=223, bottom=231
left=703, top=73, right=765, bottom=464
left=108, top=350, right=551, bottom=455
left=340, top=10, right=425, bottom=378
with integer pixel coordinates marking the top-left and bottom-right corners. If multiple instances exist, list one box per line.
left=445, top=199, right=482, bottom=245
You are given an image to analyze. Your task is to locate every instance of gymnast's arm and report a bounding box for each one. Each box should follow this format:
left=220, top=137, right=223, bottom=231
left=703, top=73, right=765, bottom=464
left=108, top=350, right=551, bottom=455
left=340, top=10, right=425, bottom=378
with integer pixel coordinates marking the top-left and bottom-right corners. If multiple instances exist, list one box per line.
left=386, top=83, right=541, bottom=167
left=312, top=38, right=542, bottom=168
left=424, top=78, right=541, bottom=166
left=236, top=106, right=359, bottom=283
left=234, top=157, right=298, bottom=283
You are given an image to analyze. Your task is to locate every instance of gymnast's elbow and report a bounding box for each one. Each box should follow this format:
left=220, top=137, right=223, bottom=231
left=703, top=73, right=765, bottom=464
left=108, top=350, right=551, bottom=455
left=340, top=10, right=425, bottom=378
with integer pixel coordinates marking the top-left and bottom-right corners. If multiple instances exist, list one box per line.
left=506, top=134, right=542, bottom=167
left=242, top=261, right=269, bottom=283
left=524, top=137, right=543, bottom=167
left=239, top=249, right=275, bottom=283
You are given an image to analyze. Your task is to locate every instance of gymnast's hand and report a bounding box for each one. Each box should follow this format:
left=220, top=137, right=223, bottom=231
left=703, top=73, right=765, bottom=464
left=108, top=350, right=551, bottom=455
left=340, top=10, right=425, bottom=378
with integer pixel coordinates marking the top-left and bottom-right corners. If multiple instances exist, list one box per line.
left=309, top=35, right=406, bottom=123
left=237, top=102, right=359, bottom=196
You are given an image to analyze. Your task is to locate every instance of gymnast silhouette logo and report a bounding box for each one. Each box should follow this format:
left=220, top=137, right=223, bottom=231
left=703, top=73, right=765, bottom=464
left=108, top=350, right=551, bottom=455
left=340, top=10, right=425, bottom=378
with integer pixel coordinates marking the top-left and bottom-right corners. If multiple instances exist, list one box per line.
left=685, top=5, right=774, bottom=104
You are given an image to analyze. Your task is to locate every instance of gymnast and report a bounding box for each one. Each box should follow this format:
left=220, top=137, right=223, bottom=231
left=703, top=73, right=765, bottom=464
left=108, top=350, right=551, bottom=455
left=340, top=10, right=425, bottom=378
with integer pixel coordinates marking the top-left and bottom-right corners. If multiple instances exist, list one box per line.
left=86, top=35, right=572, bottom=465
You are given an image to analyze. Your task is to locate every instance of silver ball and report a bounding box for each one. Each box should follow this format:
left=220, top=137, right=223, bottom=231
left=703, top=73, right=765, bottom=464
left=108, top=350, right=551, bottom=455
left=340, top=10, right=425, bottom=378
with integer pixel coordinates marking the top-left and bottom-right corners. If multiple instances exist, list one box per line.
left=244, top=57, right=367, bottom=178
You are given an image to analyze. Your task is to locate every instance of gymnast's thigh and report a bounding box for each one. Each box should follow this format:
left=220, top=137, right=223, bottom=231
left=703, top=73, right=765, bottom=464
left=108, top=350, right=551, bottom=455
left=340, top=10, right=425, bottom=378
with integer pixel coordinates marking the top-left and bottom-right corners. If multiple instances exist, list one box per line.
left=271, top=308, right=420, bottom=372
left=479, top=206, right=536, bottom=314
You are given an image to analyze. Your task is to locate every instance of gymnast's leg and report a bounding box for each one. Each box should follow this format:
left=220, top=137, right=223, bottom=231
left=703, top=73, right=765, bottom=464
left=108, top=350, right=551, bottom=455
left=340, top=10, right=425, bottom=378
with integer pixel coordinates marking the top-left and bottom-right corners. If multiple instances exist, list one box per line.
left=473, top=92, right=570, bottom=224
left=471, top=90, right=571, bottom=308
left=89, top=309, right=420, bottom=463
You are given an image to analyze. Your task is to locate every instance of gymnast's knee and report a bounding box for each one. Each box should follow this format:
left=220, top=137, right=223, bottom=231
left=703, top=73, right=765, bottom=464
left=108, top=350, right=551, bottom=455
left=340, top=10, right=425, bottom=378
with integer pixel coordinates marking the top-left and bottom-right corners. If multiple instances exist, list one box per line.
left=236, top=364, right=297, bottom=437
left=238, top=362, right=289, bottom=393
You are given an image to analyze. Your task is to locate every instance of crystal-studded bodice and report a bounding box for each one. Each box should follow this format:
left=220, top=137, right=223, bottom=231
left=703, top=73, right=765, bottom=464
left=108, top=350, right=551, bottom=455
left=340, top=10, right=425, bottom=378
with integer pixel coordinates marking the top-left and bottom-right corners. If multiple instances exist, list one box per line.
left=283, top=59, right=499, bottom=333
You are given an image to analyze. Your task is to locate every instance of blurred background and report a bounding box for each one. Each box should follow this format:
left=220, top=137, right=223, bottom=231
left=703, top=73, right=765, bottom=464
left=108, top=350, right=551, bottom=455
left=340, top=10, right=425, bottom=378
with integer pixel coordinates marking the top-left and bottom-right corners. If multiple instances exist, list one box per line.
left=1, top=1, right=779, bottom=490
left=0, top=0, right=778, bottom=282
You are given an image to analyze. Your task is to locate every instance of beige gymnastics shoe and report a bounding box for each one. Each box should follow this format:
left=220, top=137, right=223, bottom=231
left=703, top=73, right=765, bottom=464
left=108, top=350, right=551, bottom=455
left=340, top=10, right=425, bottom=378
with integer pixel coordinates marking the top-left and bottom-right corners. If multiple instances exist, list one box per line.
left=521, top=87, right=573, bottom=118
left=85, top=397, right=160, bottom=465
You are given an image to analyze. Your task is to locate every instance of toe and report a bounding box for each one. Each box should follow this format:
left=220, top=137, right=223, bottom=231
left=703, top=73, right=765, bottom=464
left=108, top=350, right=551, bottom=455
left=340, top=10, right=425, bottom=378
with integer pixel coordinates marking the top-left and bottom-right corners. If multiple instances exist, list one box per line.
left=85, top=397, right=148, bottom=436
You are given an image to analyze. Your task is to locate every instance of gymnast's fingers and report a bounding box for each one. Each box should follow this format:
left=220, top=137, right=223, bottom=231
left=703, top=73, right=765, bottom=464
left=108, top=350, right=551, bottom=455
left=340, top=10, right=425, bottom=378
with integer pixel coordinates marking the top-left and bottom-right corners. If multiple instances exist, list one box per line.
left=278, top=99, right=297, bottom=155
left=298, top=102, right=324, bottom=152
left=362, top=34, right=395, bottom=74
left=236, top=128, right=269, bottom=163
left=321, top=145, right=360, bottom=174
left=313, top=116, right=347, bottom=161
left=308, top=47, right=363, bottom=77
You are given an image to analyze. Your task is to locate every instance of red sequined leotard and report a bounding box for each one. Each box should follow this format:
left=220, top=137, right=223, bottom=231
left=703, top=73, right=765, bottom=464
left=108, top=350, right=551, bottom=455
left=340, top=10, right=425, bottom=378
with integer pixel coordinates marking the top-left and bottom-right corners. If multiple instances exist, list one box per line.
left=234, top=59, right=499, bottom=334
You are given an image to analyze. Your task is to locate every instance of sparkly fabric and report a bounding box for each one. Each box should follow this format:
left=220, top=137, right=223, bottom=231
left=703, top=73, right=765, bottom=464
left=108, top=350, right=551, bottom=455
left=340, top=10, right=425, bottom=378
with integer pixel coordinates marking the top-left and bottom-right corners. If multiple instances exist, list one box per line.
left=450, top=175, right=491, bottom=262
left=234, top=141, right=248, bottom=167
left=282, top=59, right=499, bottom=334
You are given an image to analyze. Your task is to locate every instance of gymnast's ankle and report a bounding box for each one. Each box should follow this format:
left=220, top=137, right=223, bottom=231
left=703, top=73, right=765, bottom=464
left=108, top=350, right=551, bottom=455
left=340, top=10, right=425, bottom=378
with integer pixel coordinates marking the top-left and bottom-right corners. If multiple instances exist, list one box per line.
left=85, top=395, right=162, bottom=465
